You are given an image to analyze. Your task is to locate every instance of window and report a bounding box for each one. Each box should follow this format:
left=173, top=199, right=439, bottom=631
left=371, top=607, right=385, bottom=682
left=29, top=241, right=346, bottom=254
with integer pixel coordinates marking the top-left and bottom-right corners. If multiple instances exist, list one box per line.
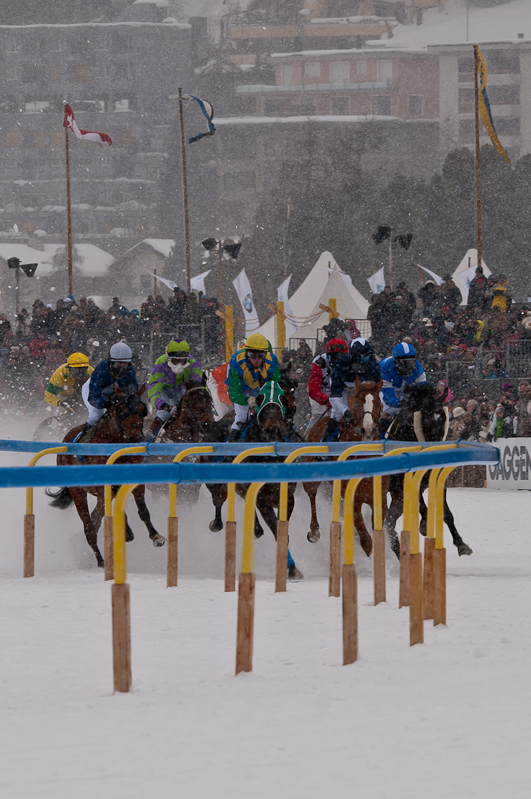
left=459, top=118, right=474, bottom=143
left=50, top=64, right=64, bottom=80
left=264, top=99, right=291, bottom=115
left=92, top=32, right=109, bottom=51
left=304, top=61, right=321, bottom=79
left=331, top=97, right=349, bottom=115
left=5, top=132, right=20, bottom=146
left=487, top=85, right=520, bottom=105
left=48, top=36, right=64, bottom=52
left=280, top=65, right=292, bottom=86
left=371, top=95, right=391, bottom=116
left=458, top=87, right=475, bottom=111
left=487, top=51, right=519, bottom=74
left=330, top=61, right=350, bottom=84
left=75, top=64, right=91, bottom=83
left=357, top=60, right=367, bottom=76
left=114, top=63, right=134, bottom=81
left=114, top=99, right=131, bottom=112
left=223, top=171, right=256, bottom=191
left=408, top=95, right=424, bottom=118
left=32, top=132, right=47, bottom=149
left=122, top=130, right=136, bottom=146
left=93, top=63, right=111, bottom=79
left=376, top=60, right=392, bottom=83
left=50, top=130, right=63, bottom=146
left=458, top=57, right=474, bottom=74
left=495, top=117, right=520, bottom=136
left=25, top=101, right=51, bottom=114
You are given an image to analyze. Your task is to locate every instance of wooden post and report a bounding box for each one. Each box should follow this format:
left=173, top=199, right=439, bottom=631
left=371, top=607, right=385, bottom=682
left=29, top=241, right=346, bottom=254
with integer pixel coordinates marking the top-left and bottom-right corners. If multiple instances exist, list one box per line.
left=217, top=243, right=223, bottom=306
left=178, top=88, right=191, bottom=293
left=342, top=563, right=358, bottom=665
left=474, top=45, right=482, bottom=270
left=64, top=126, right=73, bottom=296
left=433, top=547, right=447, bottom=626
left=23, top=514, right=35, bottom=578
left=276, top=300, right=285, bottom=352
left=103, top=516, right=114, bottom=581
left=153, top=269, right=157, bottom=298
left=275, top=519, right=288, bottom=593
left=409, top=552, right=424, bottom=646
left=112, top=582, right=132, bottom=693
left=373, top=529, right=386, bottom=605
left=235, top=572, right=255, bottom=675
left=166, top=516, right=178, bottom=588
left=388, top=234, right=393, bottom=290
left=329, top=520, right=341, bottom=597
left=328, top=298, right=338, bottom=321
left=225, top=520, right=236, bottom=592
left=398, top=530, right=410, bottom=608
left=224, top=305, right=234, bottom=362
left=423, top=536, right=435, bottom=620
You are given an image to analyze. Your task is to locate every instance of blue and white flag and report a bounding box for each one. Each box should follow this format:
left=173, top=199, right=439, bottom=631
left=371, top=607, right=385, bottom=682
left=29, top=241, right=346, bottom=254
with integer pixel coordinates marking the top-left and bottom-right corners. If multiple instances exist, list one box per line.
left=419, top=265, right=444, bottom=286
left=183, top=94, right=216, bottom=143
left=456, top=264, right=478, bottom=304
left=367, top=266, right=385, bottom=295
left=232, top=268, right=259, bottom=336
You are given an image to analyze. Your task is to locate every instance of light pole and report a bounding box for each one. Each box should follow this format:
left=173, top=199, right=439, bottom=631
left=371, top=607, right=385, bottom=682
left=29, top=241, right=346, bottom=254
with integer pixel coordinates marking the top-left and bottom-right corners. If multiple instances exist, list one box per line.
left=7, top=257, right=38, bottom=316
left=201, top=237, right=242, bottom=305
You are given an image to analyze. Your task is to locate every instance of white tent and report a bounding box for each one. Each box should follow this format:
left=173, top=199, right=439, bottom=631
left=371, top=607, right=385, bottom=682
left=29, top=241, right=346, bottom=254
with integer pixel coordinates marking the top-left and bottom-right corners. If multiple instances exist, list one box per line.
left=452, top=249, right=491, bottom=304
left=259, top=251, right=370, bottom=348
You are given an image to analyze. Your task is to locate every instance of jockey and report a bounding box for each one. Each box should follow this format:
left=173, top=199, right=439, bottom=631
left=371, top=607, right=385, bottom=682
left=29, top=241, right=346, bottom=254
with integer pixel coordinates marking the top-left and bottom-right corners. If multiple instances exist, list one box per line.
left=379, top=341, right=426, bottom=433
left=78, top=340, right=138, bottom=440
left=226, top=332, right=280, bottom=441
left=307, top=338, right=348, bottom=429
left=44, top=351, right=93, bottom=409
left=147, top=338, right=204, bottom=432
left=324, top=338, right=381, bottom=439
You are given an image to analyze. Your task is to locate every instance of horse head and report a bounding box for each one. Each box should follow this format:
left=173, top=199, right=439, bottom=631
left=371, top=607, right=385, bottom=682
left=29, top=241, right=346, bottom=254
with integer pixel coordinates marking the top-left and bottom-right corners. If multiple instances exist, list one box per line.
left=402, top=383, right=449, bottom=442
left=278, top=363, right=298, bottom=426
left=348, top=377, right=383, bottom=440
left=254, top=380, right=288, bottom=438
left=179, top=380, right=215, bottom=433
left=110, top=384, right=148, bottom=442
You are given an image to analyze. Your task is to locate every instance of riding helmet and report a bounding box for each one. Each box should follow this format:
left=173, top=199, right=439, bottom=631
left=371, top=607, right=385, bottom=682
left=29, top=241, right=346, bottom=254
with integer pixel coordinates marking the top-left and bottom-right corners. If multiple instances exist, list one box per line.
left=67, top=352, right=90, bottom=368
left=244, top=333, right=269, bottom=352
left=109, top=341, right=132, bottom=362
left=392, top=341, right=416, bottom=377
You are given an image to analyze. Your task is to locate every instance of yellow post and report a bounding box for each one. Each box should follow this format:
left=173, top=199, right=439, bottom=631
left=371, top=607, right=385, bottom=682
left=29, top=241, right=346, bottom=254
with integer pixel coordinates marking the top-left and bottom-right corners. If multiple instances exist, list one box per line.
left=276, top=300, right=285, bottom=352
left=328, top=298, right=338, bottom=321
left=235, top=481, right=263, bottom=675
left=276, top=445, right=329, bottom=592
left=167, top=446, right=213, bottom=587
left=104, top=446, right=146, bottom=582
left=433, top=465, right=459, bottom=626
left=372, top=474, right=385, bottom=605
left=24, top=446, right=68, bottom=578
left=342, top=477, right=361, bottom=665
left=112, top=483, right=138, bottom=693
left=225, top=304, right=234, bottom=362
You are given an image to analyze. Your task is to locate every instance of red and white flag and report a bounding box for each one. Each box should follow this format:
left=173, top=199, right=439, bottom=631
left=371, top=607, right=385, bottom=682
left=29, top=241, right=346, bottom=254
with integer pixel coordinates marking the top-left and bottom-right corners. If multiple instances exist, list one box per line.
left=63, top=103, right=112, bottom=147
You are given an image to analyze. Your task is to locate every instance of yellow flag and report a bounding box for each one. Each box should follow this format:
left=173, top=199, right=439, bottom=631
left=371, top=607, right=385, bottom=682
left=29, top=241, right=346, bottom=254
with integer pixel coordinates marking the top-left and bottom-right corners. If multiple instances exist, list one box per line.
left=476, top=47, right=510, bottom=163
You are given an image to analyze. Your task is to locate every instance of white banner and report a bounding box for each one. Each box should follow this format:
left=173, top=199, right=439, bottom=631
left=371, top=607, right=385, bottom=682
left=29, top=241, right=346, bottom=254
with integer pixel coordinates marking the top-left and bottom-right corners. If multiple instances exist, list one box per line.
left=456, top=264, right=478, bottom=303
left=367, top=266, right=385, bottom=295
left=149, top=272, right=177, bottom=291
left=419, top=265, right=444, bottom=286
left=486, top=438, right=531, bottom=489
left=232, top=268, right=260, bottom=336
left=190, top=269, right=211, bottom=295
left=277, top=275, right=297, bottom=340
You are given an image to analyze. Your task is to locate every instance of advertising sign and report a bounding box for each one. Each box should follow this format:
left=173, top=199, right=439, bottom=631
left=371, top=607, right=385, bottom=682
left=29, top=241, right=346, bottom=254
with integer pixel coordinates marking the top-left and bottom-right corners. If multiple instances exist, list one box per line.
left=486, top=438, right=531, bottom=489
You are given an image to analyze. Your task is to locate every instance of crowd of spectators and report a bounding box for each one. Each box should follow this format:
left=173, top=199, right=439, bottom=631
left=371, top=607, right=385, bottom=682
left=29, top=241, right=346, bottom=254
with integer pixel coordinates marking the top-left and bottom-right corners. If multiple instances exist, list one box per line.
left=0, top=288, right=224, bottom=408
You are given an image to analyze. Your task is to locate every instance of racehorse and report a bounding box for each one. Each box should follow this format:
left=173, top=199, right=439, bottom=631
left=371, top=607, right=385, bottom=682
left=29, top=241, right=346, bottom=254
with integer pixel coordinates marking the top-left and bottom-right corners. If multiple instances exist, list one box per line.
left=303, top=378, right=386, bottom=557
left=206, top=380, right=304, bottom=580
left=383, top=382, right=473, bottom=558
left=46, top=385, right=165, bottom=567
left=154, top=382, right=216, bottom=445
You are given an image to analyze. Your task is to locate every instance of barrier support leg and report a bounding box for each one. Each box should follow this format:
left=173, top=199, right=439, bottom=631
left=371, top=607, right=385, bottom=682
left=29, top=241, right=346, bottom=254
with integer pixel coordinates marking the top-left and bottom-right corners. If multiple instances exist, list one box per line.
left=23, top=514, right=35, bottom=578
left=225, top=521, right=237, bottom=593
left=329, top=521, right=341, bottom=597
left=275, top=520, right=288, bottom=593
left=373, top=529, right=386, bottom=605
left=423, top=537, right=435, bottom=620
left=236, top=572, right=255, bottom=674
left=112, top=582, right=132, bottom=692
left=167, top=516, right=178, bottom=587
left=433, top=547, right=446, bottom=626
left=104, top=517, right=114, bottom=581
left=342, top=563, right=358, bottom=665
left=399, top=530, right=410, bottom=608
left=409, top=552, right=424, bottom=646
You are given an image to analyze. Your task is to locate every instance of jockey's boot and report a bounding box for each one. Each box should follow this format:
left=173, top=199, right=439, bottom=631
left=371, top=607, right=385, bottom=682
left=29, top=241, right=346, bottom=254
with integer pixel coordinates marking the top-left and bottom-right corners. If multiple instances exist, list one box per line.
left=378, top=413, right=393, bottom=438
left=322, top=417, right=339, bottom=442
left=76, top=422, right=93, bottom=443
left=150, top=416, right=163, bottom=434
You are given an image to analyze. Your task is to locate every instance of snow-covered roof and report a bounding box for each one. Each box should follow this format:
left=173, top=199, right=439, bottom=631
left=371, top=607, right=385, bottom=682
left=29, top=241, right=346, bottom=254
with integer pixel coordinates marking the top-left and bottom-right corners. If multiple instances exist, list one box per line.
left=123, top=238, right=175, bottom=259
left=216, top=114, right=403, bottom=126
left=0, top=242, right=114, bottom=277
left=0, top=20, right=190, bottom=29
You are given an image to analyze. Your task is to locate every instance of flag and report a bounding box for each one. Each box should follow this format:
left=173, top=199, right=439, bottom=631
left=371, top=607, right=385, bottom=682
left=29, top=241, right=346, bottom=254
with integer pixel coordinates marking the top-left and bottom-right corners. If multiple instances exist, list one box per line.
left=232, top=269, right=259, bottom=336
left=190, top=269, right=211, bottom=295
left=277, top=275, right=297, bottom=340
left=367, top=266, right=385, bottom=295
left=456, top=264, right=478, bottom=303
left=182, top=94, right=216, bottom=143
left=419, top=265, right=444, bottom=286
left=63, top=103, right=112, bottom=146
left=149, top=272, right=177, bottom=291
left=476, top=48, right=510, bottom=163
left=372, top=226, right=392, bottom=245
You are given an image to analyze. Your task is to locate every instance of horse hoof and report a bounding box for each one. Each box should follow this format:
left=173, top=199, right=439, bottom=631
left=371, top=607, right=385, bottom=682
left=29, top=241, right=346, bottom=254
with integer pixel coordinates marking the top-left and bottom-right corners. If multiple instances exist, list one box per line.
left=254, top=528, right=264, bottom=539
left=126, top=529, right=134, bottom=542
left=209, top=520, right=223, bottom=533
left=457, top=542, right=473, bottom=556
left=389, top=536, right=400, bottom=560
left=97, top=558, right=104, bottom=568
left=307, top=530, right=320, bottom=543
left=152, top=535, right=166, bottom=548
left=288, top=565, right=303, bottom=581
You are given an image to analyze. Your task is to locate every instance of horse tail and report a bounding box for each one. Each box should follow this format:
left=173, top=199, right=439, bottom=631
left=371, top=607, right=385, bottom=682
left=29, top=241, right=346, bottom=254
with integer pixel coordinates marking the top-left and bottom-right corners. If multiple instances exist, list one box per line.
left=45, top=486, right=73, bottom=509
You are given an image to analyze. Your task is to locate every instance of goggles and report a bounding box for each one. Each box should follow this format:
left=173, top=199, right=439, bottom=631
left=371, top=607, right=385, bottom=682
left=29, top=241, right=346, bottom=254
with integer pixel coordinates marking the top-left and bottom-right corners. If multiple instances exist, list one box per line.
left=168, top=355, right=189, bottom=366
left=111, top=361, right=130, bottom=374
left=247, top=350, right=266, bottom=359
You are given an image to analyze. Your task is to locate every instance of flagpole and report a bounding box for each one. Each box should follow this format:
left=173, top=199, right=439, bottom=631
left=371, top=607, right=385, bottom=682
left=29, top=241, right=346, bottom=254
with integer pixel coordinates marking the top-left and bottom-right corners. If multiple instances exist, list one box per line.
left=474, top=44, right=482, bottom=271
left=64, top=125, right=73, bottom=296
left=178, top=88, right=191, bottom=293
left=388, top=234, right=393, bottom=290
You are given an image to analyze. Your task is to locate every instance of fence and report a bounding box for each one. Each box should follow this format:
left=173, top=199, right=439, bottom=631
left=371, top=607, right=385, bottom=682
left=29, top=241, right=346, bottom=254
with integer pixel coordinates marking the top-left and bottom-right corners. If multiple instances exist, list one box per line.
left=0, top=438, right=498, bottom=693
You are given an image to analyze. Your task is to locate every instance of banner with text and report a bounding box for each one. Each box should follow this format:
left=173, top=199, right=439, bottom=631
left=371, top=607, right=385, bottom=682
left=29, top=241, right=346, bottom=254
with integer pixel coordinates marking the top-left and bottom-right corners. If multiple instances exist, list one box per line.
left=486, top=438, right=531, bottom=489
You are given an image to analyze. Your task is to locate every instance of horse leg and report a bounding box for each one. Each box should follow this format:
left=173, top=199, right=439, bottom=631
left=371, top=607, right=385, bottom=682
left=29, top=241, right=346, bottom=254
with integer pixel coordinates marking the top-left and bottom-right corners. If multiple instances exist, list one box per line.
left=383, top=476, right=404, bottom=559
left=354, top=493, right=373, bottom=558
left=70, top=487, right=104, bottom=567
left=254, top=512, right=264, bottom=539
left=207, top=484, right=227, bottom=533
left=443, top=487, right=473, bottom=556
left=132, top=486, right=166, bottom=547
left=303, top=481, right=321, bottom=543
left=89, top=491, right=105, bottom=538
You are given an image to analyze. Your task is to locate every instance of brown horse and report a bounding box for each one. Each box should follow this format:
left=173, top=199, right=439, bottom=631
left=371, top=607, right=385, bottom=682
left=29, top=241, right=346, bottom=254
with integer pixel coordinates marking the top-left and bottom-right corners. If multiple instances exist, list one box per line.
left=46, top=385, right=165, bottom=567
left=303, top=378, right=387, bottom=557
left=154, top=383, right=216, bottom=445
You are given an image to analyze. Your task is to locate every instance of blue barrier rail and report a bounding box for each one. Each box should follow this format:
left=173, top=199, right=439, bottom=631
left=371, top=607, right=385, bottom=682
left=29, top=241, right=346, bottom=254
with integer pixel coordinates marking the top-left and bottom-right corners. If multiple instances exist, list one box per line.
left=0, top=445, right=498, bottom=489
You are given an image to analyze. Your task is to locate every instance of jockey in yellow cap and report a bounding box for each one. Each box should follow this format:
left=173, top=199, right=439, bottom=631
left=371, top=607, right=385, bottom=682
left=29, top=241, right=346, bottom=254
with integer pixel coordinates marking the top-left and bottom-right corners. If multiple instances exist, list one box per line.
left=44, top=352, right=93, bottom=409
left=226, top=333, right=280, bottom=441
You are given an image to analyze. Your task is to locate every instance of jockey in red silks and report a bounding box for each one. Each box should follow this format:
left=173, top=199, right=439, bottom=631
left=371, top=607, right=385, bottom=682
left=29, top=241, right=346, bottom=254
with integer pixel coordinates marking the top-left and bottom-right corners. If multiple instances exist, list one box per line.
left=307, top=338, right=348, bottom=429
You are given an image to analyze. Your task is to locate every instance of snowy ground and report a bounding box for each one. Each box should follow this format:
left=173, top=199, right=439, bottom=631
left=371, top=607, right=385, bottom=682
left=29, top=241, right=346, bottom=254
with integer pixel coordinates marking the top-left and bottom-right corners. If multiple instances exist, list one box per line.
left=0, top=414, right=529, bottom=797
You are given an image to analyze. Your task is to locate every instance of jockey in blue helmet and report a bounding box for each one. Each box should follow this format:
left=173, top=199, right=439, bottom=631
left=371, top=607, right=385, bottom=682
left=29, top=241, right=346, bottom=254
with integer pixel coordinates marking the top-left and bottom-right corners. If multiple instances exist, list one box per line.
left=379, top=341, right=426, bottom=421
